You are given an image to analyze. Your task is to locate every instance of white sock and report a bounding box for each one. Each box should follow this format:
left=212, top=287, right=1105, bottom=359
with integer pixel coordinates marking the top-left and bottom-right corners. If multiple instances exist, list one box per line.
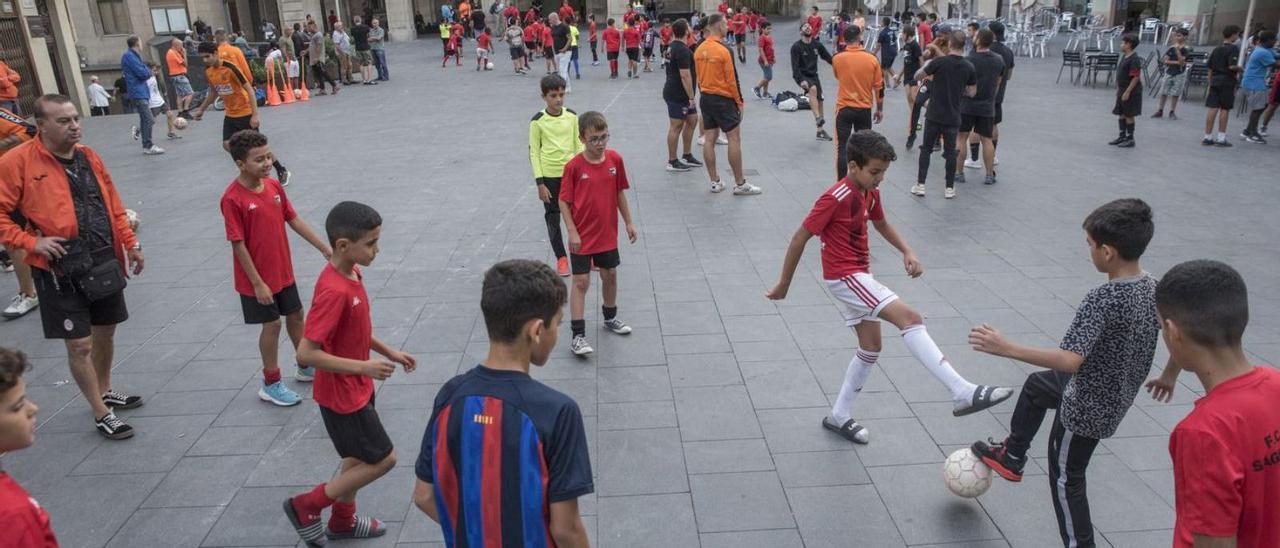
left=1204, top=133, right=1213, bottom=140
left=902, top=325, right=976, bottom=401
left=831, top=349, right=878, bottom=423
left=1218, top=132, right=1227, bottom=141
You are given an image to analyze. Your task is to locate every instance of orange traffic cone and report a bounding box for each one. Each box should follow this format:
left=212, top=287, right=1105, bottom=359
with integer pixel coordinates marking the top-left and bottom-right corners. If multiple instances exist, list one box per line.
left=280, top=60, right=296, bottom=104
left=265, top=59, right=282, bottom=106
left=298, top=62, right=310, bottom=101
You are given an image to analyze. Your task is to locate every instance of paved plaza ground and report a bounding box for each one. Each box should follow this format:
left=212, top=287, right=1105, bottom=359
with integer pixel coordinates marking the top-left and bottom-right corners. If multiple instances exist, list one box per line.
left=2, top=21, right=1280, bottom=548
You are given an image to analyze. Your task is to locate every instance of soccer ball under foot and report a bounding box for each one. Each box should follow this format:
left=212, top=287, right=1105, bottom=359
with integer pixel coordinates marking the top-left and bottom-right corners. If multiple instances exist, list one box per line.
left=943, top=448, right=992, bottom=498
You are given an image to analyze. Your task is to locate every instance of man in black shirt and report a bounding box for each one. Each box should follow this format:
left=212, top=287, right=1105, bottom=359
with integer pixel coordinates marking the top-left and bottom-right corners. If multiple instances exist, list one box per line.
left=550, top=14, right=572, bottom=92
left=350, top=16, right=376, bottom=84
left=1203, top=25, right=1242, bottom=146
left=662, top=19, right=701, bottom=171
left=791, top=21, right=834, bottom=141
left=1153, top=27, right=1189, bottom=119
left=955, top=29, right=1003, bottom=186
left=901, top=26, right=924, bottom=148
left=911, top=31, right=975, bottom=200
left=985, top=21, right=1014, bottom=165
left=1109, top=34, right=1142, bottom=148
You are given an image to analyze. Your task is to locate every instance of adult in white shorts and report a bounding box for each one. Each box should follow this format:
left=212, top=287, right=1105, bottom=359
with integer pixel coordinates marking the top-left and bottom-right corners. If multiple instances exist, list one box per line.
left=768, top=130, right=1012, bottom=445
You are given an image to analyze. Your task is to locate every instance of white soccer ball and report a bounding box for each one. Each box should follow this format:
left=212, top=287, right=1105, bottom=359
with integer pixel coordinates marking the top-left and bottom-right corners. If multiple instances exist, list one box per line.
left=942, top=448, right=992, bottom=498
left=486, top=62, right=495, bottom=70
left=293, top=89, right=302, bottom=99
left=173, top=117, right=188, bottom=130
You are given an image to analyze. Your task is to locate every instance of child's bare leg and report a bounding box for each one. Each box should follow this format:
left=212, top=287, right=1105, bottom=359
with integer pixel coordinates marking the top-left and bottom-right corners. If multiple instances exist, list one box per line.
left=571, top=273, right=590, bottom=321
left=600, top=267, right=617, bottom=308
left=260, top=319, right=282, bottom=373
left=981, top=136, right=995, bottom=176
left=326, top=452, right=398, bottom=502
left=284, top=309, right=304, bottom=351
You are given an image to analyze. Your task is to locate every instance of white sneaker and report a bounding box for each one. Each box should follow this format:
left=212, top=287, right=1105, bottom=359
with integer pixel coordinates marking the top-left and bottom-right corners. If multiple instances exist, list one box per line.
left=710, top=180, right=726, bottom=193
left=964, top=158, right=983, bottom=169
left=944, top=187, right=956, bottom=199
left=570, top=334, right=594, bottom=355
left=603, top=318, right=632, bottom=334
left=732, top=182, right=762, bottom=195
left=131, top=126, right=139, bottom=140
left=716, top=134, right=728, bottom=145
left=143, top=145, right=165, bottom=155
left=993, top=155, right=1000, bottom=166
left=910, top=183, right=926, bottom=196
left=697, top=135, right=706, bottom=146
left=2, top=293, right=37, bottom=318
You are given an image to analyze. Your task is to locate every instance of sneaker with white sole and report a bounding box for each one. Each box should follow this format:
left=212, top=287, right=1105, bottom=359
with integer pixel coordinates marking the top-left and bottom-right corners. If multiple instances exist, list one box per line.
left=666, top=159, right=692, bottom=172
left=732, top=182, right=762, bottom=195
left=681, top=154, right=703, bottom=167
left=259, top=381, right=303, bottom=406
left=2, top=293, right=38, bottom=318
left=993, top=155, right=1000, bottom=166
left=102, top=389, right=143, bottom=409
left=964, top=158, right=983, bottom=169
left=96, top=411, right=134, bottom=440
left=717, top=134, right=728, bottom=145
left=570, top=334, right=594, bottom=355
left=954, top=172, right=967, bottom=184
left=710, top=180, right=726, bottom=193
left=910, top=183, right=926, bottom=196
left=143, top=145, right=165, bottom=155
left=697, top=135, right=706, bottom=146
left=603, top=318, right=632, bottom=334
left=944, top=188, right=956, bottom=199
left=295, top=364, right=314, bottom=382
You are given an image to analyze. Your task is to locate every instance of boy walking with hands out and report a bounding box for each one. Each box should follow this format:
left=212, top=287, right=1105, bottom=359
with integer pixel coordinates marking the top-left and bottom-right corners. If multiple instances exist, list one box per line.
left=220, top=130, right=330, bottom=406
left=284, top=201, right=417, bottom=547
left=559, top=111, right=637, bottom=356
left=768, top=130, right=1011, bottom=445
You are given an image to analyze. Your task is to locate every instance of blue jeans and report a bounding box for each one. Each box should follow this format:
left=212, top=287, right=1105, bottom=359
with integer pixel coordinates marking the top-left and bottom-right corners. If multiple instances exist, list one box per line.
left=132, top=99, right=154, bottom=148
left=372, top=49, right=388, bottom=80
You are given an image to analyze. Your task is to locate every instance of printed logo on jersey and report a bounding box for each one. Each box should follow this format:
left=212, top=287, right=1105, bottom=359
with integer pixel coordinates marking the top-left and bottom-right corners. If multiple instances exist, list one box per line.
left=214, top=83, right=235, bottom=96
left=247, top=203, right=258, bottom=210
left=608, top=166, right=617, bottom=176
left=352, top=296, right=362, bottom=307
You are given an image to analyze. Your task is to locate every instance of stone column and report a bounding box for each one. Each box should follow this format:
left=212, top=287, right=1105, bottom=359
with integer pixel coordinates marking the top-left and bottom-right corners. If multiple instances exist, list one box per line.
left=385, top=0, right=415, bottom=40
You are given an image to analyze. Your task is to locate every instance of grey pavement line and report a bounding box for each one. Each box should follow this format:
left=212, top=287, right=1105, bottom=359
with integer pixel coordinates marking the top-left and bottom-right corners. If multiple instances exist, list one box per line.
left=32, top=280, right=227, bottom=433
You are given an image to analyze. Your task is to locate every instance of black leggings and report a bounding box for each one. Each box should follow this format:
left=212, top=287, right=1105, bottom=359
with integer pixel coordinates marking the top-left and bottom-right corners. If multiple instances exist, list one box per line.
left=835, top=107, right=873, bottom=179
left=1005, top=371, right=1100, bottom=548
left=590, top=41, right=598, bottom=62
left=910, top=89, right=928, bottom=136
left=311, top=62, right=336, bottom=88
left=917, top=120, right=958, bottom=189
left=538, top=177, right=567, bottom=259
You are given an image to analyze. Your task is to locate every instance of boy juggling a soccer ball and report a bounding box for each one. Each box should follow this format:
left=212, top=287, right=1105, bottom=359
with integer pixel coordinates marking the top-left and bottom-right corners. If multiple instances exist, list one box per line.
left=767, top=129, right=1012, bottom=445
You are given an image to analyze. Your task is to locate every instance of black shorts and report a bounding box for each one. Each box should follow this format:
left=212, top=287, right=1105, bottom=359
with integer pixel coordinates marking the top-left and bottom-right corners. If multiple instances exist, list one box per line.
left=607, top=50, right=619, bottom=60
left=33, top=267, right=128, bottom=339
left=700, top=94, right=741, bottom=132
left=1206, top=84, right=1236, bottom=110
left=1112, top=90, right=1142, bottom=117
left=321, top=398, right=394, bottom=465
left=510, top=46, right=524, bottom=59
left=544, top=48, right=555, bottom=59
left=239, top=283, right=302, bottom=324
left=799, top=78, right=823, bottom=101
left=223, top=114, right=255, bottom=142
left=569, top=248, right=620, bottom=275
left=642, top=47, right=653, bottom=57
left=666, top=99, right=697, bottom=120
left=881, top=53, right=897, bottom=69
left=525, top=41, right=537, bottom=52
left=959, top=113, right=994, bottom=138
left=993, top=103, right=1003, bottom=125
left=626, top=47, right=639, bottom=62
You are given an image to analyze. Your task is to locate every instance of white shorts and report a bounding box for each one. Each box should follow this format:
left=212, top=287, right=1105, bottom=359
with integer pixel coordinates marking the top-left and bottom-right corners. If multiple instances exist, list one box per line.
left=476, top=48, right=490, bottom=59
left=287, top=60, right=300, bottom=77
left=826, top=272, right=899, bottom=326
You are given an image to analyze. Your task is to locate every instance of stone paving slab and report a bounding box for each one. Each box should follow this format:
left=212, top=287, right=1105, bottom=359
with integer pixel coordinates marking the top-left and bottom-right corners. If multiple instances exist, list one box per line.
left=0, top=20, right=1277, bottom=548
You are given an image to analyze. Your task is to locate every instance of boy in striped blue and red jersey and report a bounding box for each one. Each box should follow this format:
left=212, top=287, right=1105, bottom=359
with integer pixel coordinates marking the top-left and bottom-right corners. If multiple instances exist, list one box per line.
left=414, top=259, right=592, bottom=547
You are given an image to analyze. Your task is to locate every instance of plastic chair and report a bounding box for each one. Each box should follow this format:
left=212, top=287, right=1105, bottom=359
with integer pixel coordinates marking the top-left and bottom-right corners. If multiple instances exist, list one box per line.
left=1139, top=18, right=1161, bottom=43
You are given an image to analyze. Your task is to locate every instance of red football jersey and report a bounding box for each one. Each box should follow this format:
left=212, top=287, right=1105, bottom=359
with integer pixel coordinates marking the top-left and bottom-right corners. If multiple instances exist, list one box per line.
left=559, top=150, right=630, bottom=255
left=305, top=264, right=374, bottom=413
left=660, top=26, right=673, bottom=45
left=220, top=177, right=297, bottom=296
left=622, top=27, right=641, bottom=48
left=801, top=179, right=884, bottom=279
left=477, top=32, right=491, bottom=49
left=603, top=26, right=621, bottom=51
left=758, top=35, right=775, bottom=65
left=807, top=15, right=824, bottom=34
left=0, top=473, right=57, bottom=548
left=589, top=21, right=597, bottom=41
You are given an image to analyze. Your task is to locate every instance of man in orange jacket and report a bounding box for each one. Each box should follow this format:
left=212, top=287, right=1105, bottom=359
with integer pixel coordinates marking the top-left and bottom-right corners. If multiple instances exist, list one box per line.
left=0, top=94, right=145, bottom=441
left=0, top=60, right=20, bottom=114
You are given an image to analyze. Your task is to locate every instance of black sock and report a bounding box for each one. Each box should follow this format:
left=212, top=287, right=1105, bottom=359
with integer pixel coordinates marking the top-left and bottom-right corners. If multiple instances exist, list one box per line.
left=571, top=319, right=585, bottom=337
left=1127, top=121, right=1136, bottom=138
left=602, top=305, right=617, bottom=321
left=992, top=139, right=998, bottom=150
left=1117, top=118, right=1127, bottom=136
left=969, top=142, right=979, bottom=161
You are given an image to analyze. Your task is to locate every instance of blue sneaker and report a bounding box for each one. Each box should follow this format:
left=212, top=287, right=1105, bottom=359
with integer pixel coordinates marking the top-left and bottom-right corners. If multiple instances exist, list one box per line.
left=295, top=364, right=314, bottom=382
left=258, top=381, right=302, bottom=406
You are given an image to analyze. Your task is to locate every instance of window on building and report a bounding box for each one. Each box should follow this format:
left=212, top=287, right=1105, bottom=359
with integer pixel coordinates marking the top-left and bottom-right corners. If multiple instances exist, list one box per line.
left=150, top=7, right=190, bottom=34
left=96, top=0, right=130, bottom=35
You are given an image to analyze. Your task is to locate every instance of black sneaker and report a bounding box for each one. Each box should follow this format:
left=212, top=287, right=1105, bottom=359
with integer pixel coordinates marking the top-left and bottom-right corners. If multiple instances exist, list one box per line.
left=1201, top=138, right=1216, bottom=146
left=905, top=134, right=916, bottom=150
left=816, top=129, right=833, bottom=141
left=1214, top=139, right=1233, bottom=147
left=666, top=159, right=692, bottom=172
left=681, top=154, right=703, bottom=167
left=972, top=438, right=1024, bottom=481
left=96, top=411, right=135, bottom=440
left=102, top=390, right=144, bottom=409
left=1107, top=135, right=1128, bottom=146
left=1117, top=138, right=1135, bottom=148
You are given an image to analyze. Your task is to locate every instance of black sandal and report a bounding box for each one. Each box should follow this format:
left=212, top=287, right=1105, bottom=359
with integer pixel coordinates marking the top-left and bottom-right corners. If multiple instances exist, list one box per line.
left=822, top=416, right=869, bottom=444
left=953, top=385, right=1014, bottom=417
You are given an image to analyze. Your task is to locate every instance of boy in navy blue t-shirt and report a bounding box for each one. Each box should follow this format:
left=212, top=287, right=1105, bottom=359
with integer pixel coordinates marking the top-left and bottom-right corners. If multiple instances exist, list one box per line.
left=413, top=259, right=592, bottom=546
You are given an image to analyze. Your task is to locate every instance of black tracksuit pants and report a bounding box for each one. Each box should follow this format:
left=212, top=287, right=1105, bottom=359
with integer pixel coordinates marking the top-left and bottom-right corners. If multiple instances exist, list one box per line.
left=1006, top=370, right=1101, bottom=548
left=835, top=107, right=872, bottom=179
left=538, top=177, right=567, bottom=259
left=917, top=120, right=959, bottom=189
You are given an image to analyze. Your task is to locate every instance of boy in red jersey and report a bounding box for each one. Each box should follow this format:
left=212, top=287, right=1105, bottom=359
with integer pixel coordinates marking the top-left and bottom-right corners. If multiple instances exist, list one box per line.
left=659, top=19, right=673, bottom=67
left=523, top=18, right=540, bottom=64
left=0, top=348, right=59, bottom=548
left=284, top=201, right=417, bottom=547
left=475, top=28, right=492, bottom=70
left=622, top=20, right=641, bottom=78
left=558, top=111, right=637, bottom=356
left=588, top=14, right=600, bottom=65
left=731, top=9, right=748, bottom=61
left=753, top=21, right=775, bottom=98
left=603, top=18, right=621, bottom=78
left=443, top=31, right=462, bottom=67
left=413, top=259, right=592, bottom=546
left=221, top=131, right=331, bottom=407
left=768, top=130, right=1011, bottom=445
left=1146, top=260, right=1280, bottom=548
left=542, top=20, right=556, bottom=73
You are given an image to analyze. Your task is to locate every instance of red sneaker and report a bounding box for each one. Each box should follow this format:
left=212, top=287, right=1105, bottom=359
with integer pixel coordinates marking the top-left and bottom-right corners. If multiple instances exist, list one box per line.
left=556, top=257, right=570, bottom=277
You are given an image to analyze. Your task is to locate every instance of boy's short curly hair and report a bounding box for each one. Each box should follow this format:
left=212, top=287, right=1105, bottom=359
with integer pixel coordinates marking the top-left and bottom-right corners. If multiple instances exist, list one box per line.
left=846, top=130, right=897, bottom=168
left=0, top=347, right=31, bottom=393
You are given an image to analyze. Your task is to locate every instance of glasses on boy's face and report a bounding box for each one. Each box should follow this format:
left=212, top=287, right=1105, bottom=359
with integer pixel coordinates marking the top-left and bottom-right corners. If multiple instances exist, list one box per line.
left=587, top=133, right=610, bottom=145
